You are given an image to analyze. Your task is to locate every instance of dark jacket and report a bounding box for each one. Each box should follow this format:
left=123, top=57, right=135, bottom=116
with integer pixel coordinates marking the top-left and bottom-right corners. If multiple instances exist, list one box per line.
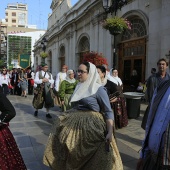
left=146, top=72, right=170, bottom=103
left=0, top=93, right=16, bottom=122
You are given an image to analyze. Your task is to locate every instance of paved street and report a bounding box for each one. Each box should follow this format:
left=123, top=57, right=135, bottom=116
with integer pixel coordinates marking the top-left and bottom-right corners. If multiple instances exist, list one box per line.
left=7, top=95, right=147, bottom=170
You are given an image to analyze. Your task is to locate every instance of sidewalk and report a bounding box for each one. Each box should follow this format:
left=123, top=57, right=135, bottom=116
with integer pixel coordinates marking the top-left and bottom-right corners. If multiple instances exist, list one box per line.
left=7, top=95, right=147, bottom=170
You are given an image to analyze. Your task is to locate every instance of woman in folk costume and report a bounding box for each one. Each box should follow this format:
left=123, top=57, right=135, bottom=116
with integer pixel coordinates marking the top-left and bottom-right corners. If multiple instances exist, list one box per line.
left=0, top=68, right=10, bottom=95
left=96, top=65, right=118, bottom=102
left=0, top=92, right=27, bottom=170
left=109, top=68, right=128, bottom=129
left=58, top=69, right=78, bottom=111
left=43, top=62, right=123, bottom=170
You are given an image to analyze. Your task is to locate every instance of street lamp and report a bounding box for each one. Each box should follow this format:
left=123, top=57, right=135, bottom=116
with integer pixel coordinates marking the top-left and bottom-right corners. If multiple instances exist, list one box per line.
left=41, top=37, right=48, bottom=52
left=102, top=0, right=128, bottom=68
left=102, top=0, right=128, bottom=15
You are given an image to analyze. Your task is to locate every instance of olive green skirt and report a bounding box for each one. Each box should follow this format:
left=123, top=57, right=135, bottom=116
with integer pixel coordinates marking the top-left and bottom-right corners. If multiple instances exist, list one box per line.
left=43, top=110, right=123, bottom=170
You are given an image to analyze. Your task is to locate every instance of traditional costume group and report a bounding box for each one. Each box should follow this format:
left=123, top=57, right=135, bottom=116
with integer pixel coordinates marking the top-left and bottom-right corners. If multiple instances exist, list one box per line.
left=43, top=62, right=123, bottom=170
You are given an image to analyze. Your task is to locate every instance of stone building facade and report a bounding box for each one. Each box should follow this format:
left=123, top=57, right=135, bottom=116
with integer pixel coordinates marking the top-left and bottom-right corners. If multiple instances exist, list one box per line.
left=34, top=0, right=170, bottom=86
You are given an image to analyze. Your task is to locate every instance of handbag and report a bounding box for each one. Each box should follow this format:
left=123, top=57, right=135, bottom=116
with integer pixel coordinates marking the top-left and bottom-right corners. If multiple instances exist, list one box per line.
left=30, top=79, right=34, bottom=86
left=32, top=84, right=44, bottom=109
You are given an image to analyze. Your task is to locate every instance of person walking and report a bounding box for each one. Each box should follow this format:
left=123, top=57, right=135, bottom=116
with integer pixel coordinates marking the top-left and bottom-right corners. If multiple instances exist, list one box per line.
left=33, top=63, right=54, bottom=118
left=130, top=69, right=140, bottom=91
left=137, top=79, right=170, bottom=170
left=11, top=68, right=20, bottom=95
left=18, top=73, right=28, bottom=97
left=27, top=67, right=35, bottom=95
left=58, top=69, right=78, bottom=111
left=0, top=92, right=27, bottom=170
left=55, top=64, right=68, bottom=92
left=43, top=62, right=123, bottom=170
left=108, top=68, right=128, bottom=129
left=0, top=68, right=10, bottom=95
left=141, top=58, right=170, bottom=130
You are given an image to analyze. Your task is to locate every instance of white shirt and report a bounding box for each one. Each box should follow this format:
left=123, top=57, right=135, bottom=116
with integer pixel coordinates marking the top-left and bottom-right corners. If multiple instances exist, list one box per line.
left=0, top=74, right=10, bottom=86
left=31, top=72, right=35, bottom=79
left=55, top=72, right=66, bottom=91
left=34, top=71, right=54, bottom=88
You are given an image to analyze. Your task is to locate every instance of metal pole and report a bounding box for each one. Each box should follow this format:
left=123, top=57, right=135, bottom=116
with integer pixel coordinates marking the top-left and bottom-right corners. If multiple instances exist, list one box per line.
left=113, top=0, right=117, bottom=68
left=113, top=35, right=116, bottom=68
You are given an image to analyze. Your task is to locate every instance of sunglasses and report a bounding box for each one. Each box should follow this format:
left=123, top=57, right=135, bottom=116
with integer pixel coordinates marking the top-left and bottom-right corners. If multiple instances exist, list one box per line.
left=77, top=69, right=87, bottom=74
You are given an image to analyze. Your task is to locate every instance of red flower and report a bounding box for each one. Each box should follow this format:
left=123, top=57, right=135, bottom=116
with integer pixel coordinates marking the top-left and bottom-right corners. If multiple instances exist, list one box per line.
left=82, top=51, right=108, bottom=66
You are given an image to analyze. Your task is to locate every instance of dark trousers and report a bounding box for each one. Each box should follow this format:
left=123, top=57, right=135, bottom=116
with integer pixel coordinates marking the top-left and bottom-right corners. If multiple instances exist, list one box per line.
left=28, top=84, right=33, bottom=95
left=1, top=84, right=9, bottom=96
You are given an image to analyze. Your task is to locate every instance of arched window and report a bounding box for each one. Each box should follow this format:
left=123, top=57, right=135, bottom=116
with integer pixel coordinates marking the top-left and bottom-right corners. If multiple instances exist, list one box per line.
left=122, top=18, right=147, bottom=41
left=78, top=36, right=90, bottom=64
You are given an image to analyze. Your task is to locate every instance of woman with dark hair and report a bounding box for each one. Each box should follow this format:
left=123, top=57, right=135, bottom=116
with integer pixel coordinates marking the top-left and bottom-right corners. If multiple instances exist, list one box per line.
left=108, top=68, right=128, bottom=129
left=0, top=68, right=10, bottom=95
left=96, top=65, right=117, bottom=98
left=43, top=62, right=123, bottom=170
left=0, top=92, right=27, bottom=170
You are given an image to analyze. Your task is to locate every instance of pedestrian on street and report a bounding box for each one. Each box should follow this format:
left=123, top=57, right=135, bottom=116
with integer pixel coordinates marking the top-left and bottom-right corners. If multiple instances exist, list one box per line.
left=43, top=62, right=123, bottom=170
left=33, top=63, right=54, bottom=118
left=27, top=67, right=35, bottom=95
left=108, top=68, right=128, bottom=129
left=137, top=79, right=170, bottom=170
left=18, top=72, right=28, bottom=98
left=130, top=69, right=140, bottom=92
left=0, top=92, right=27, bottom=170
left=0, top=68, right=10, bottom=95
left=141, top=58, right=170, bottom=130
left=58, top=69, right=78, bottom=111
left=54, top=64, right=68, bottom=92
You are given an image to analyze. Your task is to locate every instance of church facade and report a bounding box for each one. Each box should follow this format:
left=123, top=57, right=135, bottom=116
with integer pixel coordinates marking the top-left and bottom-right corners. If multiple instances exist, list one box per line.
left=33, top=0, right=170, bottom=85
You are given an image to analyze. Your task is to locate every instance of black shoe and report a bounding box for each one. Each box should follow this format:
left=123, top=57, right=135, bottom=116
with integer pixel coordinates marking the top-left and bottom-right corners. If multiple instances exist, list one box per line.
left=25, top=95, right=27, bottom=98
left=34, top=111, right=38, bottom=116
left=46, top=113, right=52, bottom=118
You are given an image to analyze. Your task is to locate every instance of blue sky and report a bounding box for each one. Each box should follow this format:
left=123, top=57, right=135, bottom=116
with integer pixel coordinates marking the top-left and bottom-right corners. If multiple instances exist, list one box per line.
left=0, top=0, right=78, bottom=29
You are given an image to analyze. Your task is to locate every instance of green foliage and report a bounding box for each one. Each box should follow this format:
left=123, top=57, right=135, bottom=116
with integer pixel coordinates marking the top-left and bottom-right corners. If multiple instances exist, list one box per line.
left=102, top=17, right=130, bottom=31
left=40, top=52, right=48, bottom=58
left=0, top=60, right=4, bottom=67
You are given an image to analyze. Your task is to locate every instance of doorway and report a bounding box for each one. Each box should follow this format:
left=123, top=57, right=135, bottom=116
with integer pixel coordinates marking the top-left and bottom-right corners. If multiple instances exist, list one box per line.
left=119, top=38, right=146, bottom=91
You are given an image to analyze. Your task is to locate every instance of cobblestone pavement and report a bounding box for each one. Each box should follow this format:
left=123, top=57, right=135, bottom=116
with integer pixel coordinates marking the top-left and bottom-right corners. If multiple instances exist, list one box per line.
left=7, top=95, right=147, bottom=170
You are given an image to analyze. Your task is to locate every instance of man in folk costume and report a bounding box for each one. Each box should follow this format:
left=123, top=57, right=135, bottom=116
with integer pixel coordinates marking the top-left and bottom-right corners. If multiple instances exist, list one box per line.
left=55, top=65, right=68, bottom=92
left=33, top=63, right=54, bottom=118
left=137, top=79, right=170, bottom=170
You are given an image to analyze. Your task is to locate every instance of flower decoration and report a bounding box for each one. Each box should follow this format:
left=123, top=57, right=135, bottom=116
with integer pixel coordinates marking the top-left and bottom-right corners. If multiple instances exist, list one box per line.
left=101, top=17, right=131, bottom=35
left=82, top=51, right=108, bottom=66
left=40, top=52, right=48, bottom=58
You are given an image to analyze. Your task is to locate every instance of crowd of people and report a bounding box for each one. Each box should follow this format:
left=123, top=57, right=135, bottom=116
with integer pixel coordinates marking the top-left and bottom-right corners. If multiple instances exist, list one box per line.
left=0, top=67, right=35, bottom=96
left=0, top=57, right=170, bottom=169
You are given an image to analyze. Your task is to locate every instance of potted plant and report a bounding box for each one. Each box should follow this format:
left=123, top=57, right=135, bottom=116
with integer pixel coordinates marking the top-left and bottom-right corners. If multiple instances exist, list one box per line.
left=82, top=51, right=108, bottom=66
left=101, top=17, right=131, bottom=35
left=40, top=52, right=48, bottom=58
